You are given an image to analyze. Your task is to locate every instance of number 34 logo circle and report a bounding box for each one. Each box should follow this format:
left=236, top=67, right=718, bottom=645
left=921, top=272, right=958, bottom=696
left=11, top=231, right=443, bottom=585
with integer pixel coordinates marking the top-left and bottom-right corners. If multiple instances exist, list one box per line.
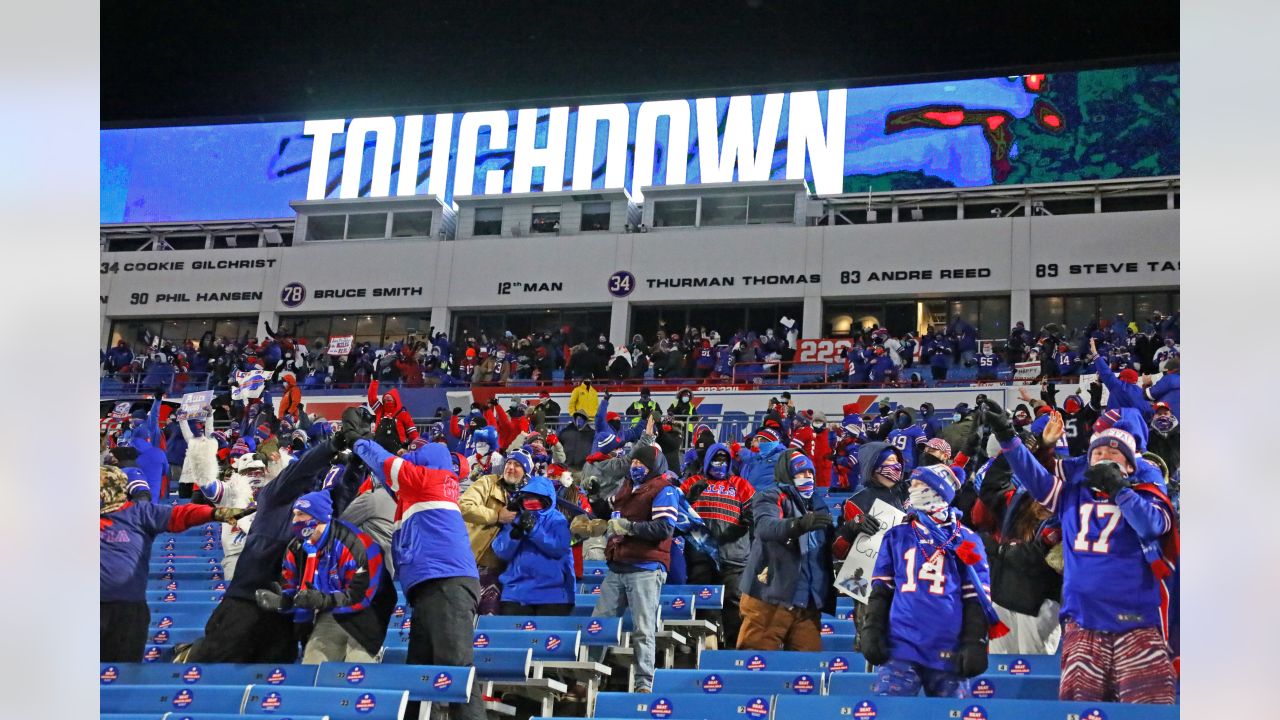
left=280, top=282, right=307, bottom=308
left=607, top=271, right=635, bottom=298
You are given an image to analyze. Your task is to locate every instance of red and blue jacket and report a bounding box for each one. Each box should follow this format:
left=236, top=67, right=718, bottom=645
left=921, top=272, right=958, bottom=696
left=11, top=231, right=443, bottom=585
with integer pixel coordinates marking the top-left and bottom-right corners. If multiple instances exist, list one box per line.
left=279, top=518, right=383, bottom=618
left=101, top=501, right=216, bottom=602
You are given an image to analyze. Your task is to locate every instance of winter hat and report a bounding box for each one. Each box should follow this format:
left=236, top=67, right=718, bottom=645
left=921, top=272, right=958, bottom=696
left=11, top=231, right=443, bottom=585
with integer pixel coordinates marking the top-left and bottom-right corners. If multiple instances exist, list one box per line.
left=254, top=424, right=274, bottom=442
left=1093, top=408, right=1123, bottom=434
left=100, top=466, right=130, bottom=514
left=506, top=449, right=534, bottom=477
left=787, top=452, right=816, bottom=479
left=632, top=445, right=661, bottom=476
left=407, top=436, right=430, bottom=452
left=909, top=464, right=961, bottom=505
left=755, top=427, right=780, bottom=444
left=1118, top=368, right=1140, bottom=384
left=122, top=467, right=150, bottom=497
left=292, top=491, right=333, bottom=523
left=233, top=453, right=266, bottom=472
left=1063, top=395, right=1083, bottom=414
left=923, top=437, right=952, bottom=463
left=229, top=440, right=252, bottom=461
left=1088, top=428, right=1138, bottom=470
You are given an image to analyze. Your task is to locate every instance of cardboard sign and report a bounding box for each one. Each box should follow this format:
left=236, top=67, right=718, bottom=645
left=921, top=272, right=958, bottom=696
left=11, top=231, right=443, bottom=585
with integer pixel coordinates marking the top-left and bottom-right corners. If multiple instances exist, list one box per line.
left=1012, top=362, right=1040, bottom=381
left=834, top=499, right=907, bottom=604
left=177, top=390, right=214, bottom=420
left=327, top=335, right=354, bottom=356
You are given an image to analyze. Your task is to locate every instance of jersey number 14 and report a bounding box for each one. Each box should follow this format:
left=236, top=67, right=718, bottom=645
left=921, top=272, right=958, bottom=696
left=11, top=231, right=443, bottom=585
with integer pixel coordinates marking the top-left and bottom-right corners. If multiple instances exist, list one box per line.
left=901, top=547, right=947, bottom=595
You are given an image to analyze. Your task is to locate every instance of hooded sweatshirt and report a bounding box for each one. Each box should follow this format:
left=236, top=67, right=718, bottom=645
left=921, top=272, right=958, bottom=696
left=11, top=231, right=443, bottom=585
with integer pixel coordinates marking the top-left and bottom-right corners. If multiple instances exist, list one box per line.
left=367, top=381, right=420, bottom=445
left=738, top=437, right=786, bottom=491
left=680, top=443, right=755, bottom=567
left=491, top=475, right=575, bottom=605
left=845, top=442, right=908, bottom=518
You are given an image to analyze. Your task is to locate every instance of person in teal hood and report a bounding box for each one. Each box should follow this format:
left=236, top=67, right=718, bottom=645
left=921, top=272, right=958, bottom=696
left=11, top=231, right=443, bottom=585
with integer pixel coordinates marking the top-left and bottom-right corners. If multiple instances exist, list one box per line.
left=491, top=474, right=575, bottom=615
left=737, top=427, right=786, bottom=490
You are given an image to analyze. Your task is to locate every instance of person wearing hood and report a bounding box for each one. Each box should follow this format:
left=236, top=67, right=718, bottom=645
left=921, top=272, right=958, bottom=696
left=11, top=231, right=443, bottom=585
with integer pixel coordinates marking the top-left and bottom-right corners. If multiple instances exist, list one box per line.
left=459, top=449, right=534, bottom=616
left=1089, top=339, right=1154, bottom=424
left=278, top=371, right=303, bottom=421
left=667, top=388, right=699, bottom=444
left=352, top=432, right=487, bottom=720
left=681, top=442, right=756, bottom=647
left=254, top=490, right=394, bottom=663
left=736, top=427, right=787, bottom=491
left=653, top=415, right=686, bottom=473
left=163, top=415, right=190, bottom=497
left=737, top=450, right=835, bottom=651
left=886, top=408, right=926, bottom=472
left=465, top=425, right=504, bottom=491
left=982, top=401, right=1177, bottom=705
left=1142, top=357, right=1180, bottom=419
left=568, top=377, right=600, bottom=418
left=593, top=392, right=643, bottom=455
left=1146, top=402, right=1180, bottom=476
left=366, top=380, right=420, bottom=448
left=937, top=402, right=979, bottom=461
left=559, top=409, right=596, bottom=470
left=588, top=444, right=681, bottom=693
left=790, top=410, right=834, bottom=488
left=100, top=465, right=250, bottom=661
left=491, top=475, right=575, bottom=615
left=1060, top=382, right=1103, bottom=457
left=861, top=465, right=1000, bottom=697
left=917, top=403, right=943, bottom=440
left=679, top=424, right=718, bottom=479
left=129, top=393, right=170, bottom=500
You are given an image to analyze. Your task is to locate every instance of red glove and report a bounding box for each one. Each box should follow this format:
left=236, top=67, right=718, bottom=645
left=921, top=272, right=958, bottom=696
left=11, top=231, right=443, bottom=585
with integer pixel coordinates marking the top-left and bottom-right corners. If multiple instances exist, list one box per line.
left=586, top=452, right=609, bottom=464
left=546, top=433, right=559, bottom=447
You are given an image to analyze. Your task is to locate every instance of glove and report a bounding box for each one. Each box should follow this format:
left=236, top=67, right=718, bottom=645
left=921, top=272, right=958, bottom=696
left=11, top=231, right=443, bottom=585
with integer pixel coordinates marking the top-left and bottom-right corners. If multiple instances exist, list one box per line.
left=452, top=407, right=463, bottom=416
left=838, top=512, right=882, bottom=542
left=213, top=506, right=255, bottom=524
left=789, top=512, right=830, bottom=537
left=1084, top=462, right=1130, bottom=497
left=980, top=401, right=1016, bottom=443
left=294, top=588, right=344, bottom=611
left=603, top=391, right=613, bottom=401
left=956, top=600, right=990, bottom=677
left=546, top=433, right=559, bottom=447
left=1088, top=381, right=1103, bottom=407
left=685, top=480, right=709, bottom=502
left=570, top=515, right=608, bottom=538
left=607, top=517, right=633, bottom=536
left=337, top=406, right=371, bottom=449
left=518, top=510, right=538, bottom=534
left=255, top=582, right=293, bottom=612
left=860, top=584, right=893, bottom=666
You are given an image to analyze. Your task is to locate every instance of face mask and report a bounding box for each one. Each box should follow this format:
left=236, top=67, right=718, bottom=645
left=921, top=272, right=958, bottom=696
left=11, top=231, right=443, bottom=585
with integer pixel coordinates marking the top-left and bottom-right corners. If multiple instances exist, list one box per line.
left=1152, top=415, right=1178, bottom=434
left=877, top=462, right=903, bottom=484
left=520, top=497, right=545, bottom=512
left=811, top=421, right=823, bottom=431
left=708, top=459, right=728, bottom=480
left=290, top=518, right=320, bottom=541
left=918, top=454, right=943, bottom=467
left=475, top=442, right=491, bottom=456
left=558, top=473, right=574, bottom=488
left=953, top=413, right=962, bottom=422
left=794, top=475, right=815, bottom=498
left=574, top=417, right=586, bottom=429
left=908, top=486, right=949, bottom=515
left=629, top=464, right=648, bottom=482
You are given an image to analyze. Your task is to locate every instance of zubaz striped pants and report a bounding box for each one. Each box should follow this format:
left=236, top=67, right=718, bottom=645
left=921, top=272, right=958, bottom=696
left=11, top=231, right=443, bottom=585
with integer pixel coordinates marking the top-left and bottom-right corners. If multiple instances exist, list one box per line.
left=1059, top=620, right=1176, bottom=704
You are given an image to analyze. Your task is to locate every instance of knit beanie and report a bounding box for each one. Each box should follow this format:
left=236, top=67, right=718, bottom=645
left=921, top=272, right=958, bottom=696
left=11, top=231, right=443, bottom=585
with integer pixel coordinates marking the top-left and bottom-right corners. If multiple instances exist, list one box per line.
left=1088, top=428, right=1137, bottom=470
left=292, top=490, right=333, bottom=522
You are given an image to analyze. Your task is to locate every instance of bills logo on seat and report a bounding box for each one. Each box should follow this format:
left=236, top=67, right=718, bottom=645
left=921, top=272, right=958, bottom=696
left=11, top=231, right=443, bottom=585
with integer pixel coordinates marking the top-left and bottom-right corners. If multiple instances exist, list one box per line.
left=355, top=693, right=377, bottom=713
left=214, top=582, right=226, bottom=590
left=172, top=689, right=194, bottom=709
left=649, top=698, right=674, bottom=718
left=828, top=656, right=850, bottom=673
left=211, top=573, right=223, bottom=581
left=1082, top=709, right=1108, bottom=720
left=162, top=593, right=177, bottom=602
left=144, top=646, right=161, bottom=662
left=792, top=674, right=816, bottom=694
left=433, top=672, right=452, bottom=691
left=1008, top=659, right=1031, bottom=675
left=394, top=605, right=406, bottom=617
left=700, top=674, right=723, bottom=693
left=591, top=568, right=604, bottom=575
left=181, top=665, right=202, bottom=683
left=545, top=635, right=562, bottom=651
left=745, top=654, right=767, bottom=670
left=474, top=634, right=489, bottom=648
left=587, top=621, right=603, bottom=635
left=166, top=582, right=178, bottom=590
left=744, top=696, right=770, bottom=718
left=671, top=598, right=686, bottom=609
left=158, top=616, right=174, bottom=628
left=207, top=558, right=218, bottom=565
left=592, top=586, right=602, bottom=594
left=260, top=692, right=282, bottom=711
left=971, top=679, right=995, bottom=698
left=821, top=623, right=834, bottom=635
left=401, top=618, right=412, bottom=630
left=853, top=700, right=878, bottom=718
left=962, top=705, right=989, bottom=719
left=266, top=667, right=287, bottom=685
left=152, top=630, right=170, bottom=644
left=162, top=573, right=174, bottom=580
left=346, top=665, right=366, bottom=684
left=100, top=666, right=118, bottom=684
left=699, top=587, right=713, bottom=599
left=522, top=621, right=538, bottom=630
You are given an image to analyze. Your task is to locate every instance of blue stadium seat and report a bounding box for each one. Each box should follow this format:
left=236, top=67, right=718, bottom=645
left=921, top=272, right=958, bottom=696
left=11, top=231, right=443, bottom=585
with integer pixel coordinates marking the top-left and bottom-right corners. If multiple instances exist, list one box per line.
left=819, top=619, right=855, bottom=636
left=771, top=694, right=1178, bottom=719
left=100, top=684, right=249, bottom=715
left=964, top=674, right=1064, bottom=700
left=471, top=648, right=535, bottom=682
left=314, top=661, right=474, bottom=710
left=698, top=650, right=867, bottom=674
left=142, top=626, right=204, bottom=647
left=476, top=615, right=623, bottom=646
left=820, top=633, right=855, bottom=652
left=653, top=669, right=826, bottom=696
left=988, top=653, right=1061, bottom=676
left=472, top=630, right=580, bottom=660
left=150, top=610, right=215, bottom=629
left=578, top=577, right=604, bottom=594
left=660, top=595, right=696, bottom=621
left=661, top=584, right=724, bottom=610
left=595, top=692, right=775, bottom=719
left=139, top=645, right=176, bottom=663
left=241, top=684, right=407, bottom=719
left=100, top=663, right=315, bottom=687
left=145, top=590, right=225, bottom=603
left=145, top=601, right=221, bottom=616
left=146, top=579, right=230, bottom=591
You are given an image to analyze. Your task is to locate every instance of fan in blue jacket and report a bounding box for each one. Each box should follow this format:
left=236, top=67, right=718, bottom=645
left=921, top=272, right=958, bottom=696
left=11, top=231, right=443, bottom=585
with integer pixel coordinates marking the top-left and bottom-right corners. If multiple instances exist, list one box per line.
left=129, top=396, right=169, bottom=500
left=1092, top=353, right=1154, bottom=424
left=491, top=475, right=576, bottom=614
left=594, top=394, right=642, bottom=454
left=737, top=428, right=786, bottom=490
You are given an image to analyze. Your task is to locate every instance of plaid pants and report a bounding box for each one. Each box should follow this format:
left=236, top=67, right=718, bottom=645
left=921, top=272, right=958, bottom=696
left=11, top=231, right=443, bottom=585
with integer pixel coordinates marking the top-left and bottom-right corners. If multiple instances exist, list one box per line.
left=1059, top=620, right=1176, bottom=704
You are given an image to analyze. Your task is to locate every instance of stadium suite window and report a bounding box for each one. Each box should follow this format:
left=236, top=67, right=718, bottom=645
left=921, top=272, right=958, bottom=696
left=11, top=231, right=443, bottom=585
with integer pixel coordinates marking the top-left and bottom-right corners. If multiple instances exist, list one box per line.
left=346, top=213, right=388, bottom=240
left=652, top=199, right=697, bottom=227
left=531, top=205, right=561, bottom=234
left=580, top=201, right=611, bottom=231
left=391, top=211, right=433, bottom=238
left=747, top=194, right=795, bottom=224
left=306, top=215, right=345, bottom=241
left=701, top=196, right=747, bottom=226
left=474, top=207, right=503, bottom=236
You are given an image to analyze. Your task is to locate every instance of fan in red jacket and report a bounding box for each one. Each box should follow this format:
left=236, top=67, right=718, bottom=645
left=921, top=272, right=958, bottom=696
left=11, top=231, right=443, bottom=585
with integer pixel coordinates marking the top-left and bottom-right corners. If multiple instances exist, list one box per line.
left=366, top=380, right=419, bottom=446
left=482, top=398, right=518, bottom=450
left=789, top=410, right=834, bottom=488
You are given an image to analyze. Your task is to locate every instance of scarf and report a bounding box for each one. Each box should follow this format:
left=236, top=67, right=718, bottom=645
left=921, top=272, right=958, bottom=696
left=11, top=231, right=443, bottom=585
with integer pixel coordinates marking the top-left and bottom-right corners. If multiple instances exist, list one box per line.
left=910, top=508, right=1009, bottom=639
